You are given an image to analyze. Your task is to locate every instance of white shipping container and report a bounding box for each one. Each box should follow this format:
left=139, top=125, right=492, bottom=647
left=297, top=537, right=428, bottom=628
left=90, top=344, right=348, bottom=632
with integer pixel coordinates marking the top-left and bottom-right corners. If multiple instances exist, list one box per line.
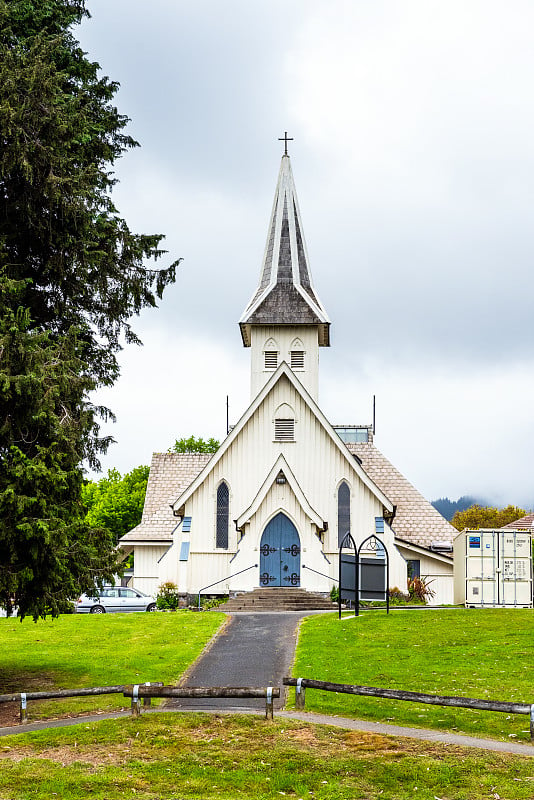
left=454, top=529, right=532, bottom=607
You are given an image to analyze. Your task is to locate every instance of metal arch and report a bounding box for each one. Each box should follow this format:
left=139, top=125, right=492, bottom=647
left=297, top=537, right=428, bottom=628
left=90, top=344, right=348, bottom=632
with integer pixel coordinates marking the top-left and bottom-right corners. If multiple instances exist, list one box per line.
left=356, top=534, right=390, bottom=616
left=338, top=531, right=357, bottom=619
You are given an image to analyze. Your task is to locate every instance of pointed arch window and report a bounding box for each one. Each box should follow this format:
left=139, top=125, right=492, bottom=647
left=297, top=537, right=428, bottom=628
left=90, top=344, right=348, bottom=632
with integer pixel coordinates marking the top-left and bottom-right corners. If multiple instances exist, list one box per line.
left=216, top=482, right=229, bottom=549
left=338, top=481, right=351, bottom=546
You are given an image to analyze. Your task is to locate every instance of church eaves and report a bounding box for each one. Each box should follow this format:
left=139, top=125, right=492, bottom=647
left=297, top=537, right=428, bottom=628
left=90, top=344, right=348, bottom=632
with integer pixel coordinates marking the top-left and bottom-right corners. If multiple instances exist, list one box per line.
left=239, top=155, right=330, bottom=347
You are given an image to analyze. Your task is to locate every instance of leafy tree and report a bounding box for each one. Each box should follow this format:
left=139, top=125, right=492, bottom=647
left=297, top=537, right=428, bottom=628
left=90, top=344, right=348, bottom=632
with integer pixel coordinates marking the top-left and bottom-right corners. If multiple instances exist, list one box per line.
left=451, top=504, right=528, bottom=532
left=0, top=1, right=178, bottom=618
left=169, top=436, right=220, bottom=454
left=82, top=465, right=149, bottom=544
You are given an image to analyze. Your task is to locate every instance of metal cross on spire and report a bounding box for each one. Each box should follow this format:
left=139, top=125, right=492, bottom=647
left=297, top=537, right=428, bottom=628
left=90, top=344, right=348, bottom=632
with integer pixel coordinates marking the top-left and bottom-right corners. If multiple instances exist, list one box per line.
left=278, top=131, right=293, bottom=156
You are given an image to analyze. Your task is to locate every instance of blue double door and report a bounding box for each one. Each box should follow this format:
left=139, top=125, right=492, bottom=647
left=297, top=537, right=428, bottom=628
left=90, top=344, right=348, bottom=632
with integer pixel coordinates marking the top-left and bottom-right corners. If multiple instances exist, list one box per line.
left=259, top=512, right=301, bottom=587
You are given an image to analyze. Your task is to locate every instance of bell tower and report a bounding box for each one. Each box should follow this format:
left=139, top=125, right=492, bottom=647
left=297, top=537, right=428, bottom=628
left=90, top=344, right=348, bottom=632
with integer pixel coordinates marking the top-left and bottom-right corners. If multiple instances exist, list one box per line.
left=239, top=142, right=330, bottom=401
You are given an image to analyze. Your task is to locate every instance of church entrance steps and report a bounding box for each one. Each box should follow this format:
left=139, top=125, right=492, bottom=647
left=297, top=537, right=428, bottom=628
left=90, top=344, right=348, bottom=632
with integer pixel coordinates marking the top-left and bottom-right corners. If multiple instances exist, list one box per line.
left=216, top=587, right=337, bottom=612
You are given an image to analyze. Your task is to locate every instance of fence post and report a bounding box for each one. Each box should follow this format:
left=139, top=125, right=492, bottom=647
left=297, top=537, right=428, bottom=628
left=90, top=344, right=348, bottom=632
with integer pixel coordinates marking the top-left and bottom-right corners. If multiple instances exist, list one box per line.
left=131, top=684, right=141, bottom=717
left=265, top=687, right=274, bottom=720
left=295, top=678, right=306, bottom=711
left=19, top=692, right=27, bottom=724
left=143, top=682, right=151, bottom=708
left=530, top=704, right=534, bottom=742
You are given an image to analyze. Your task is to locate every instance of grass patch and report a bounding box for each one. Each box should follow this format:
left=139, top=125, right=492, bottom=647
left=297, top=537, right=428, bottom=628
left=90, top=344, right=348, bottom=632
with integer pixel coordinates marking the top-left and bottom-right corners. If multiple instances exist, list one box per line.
left=0, top=612, right=223, bottom=720
left=1, top=713, right=533, bottom=799
left=291, top=608, right=534, bottom=742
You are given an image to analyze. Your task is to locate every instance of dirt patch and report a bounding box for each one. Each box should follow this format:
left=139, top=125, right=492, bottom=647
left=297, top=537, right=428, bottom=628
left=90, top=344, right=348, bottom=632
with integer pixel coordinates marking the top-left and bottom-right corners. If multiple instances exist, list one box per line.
left=0, top=701, right=19, bottom=728
left=283, top=727, right=321, bottom=746
left=0, top=741, right=137, bottom=766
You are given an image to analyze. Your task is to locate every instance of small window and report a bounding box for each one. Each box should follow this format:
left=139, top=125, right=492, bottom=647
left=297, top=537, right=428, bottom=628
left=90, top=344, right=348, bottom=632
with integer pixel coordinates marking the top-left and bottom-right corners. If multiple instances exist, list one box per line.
left=265, top=351, right=278, bottom=370
left=216, top=482, right=229, bottom=549
left=179, top=542, right=190, bottom=562
left=407, top=560, right=420, bottom=579
left=275, top=418, right=295, bottom=441
left=182, top=517, right=191, bottom=532
left=290, top=351, right=304, bottom=370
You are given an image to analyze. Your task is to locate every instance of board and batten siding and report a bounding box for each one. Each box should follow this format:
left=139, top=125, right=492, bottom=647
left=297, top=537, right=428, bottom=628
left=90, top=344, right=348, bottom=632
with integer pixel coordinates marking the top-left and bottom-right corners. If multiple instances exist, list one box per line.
left=170, top=373, right=405, bottom=594
left=396, top=545, right=454, bottom=606
left=132, top=545, right=169, bottom=596
left=249, top=325, right=320, bottom=400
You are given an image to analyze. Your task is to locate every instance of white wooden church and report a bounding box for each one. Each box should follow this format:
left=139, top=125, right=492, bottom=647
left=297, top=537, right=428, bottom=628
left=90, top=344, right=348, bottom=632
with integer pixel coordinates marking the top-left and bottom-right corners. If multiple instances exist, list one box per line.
left=120, top=151, right=455, bottom=605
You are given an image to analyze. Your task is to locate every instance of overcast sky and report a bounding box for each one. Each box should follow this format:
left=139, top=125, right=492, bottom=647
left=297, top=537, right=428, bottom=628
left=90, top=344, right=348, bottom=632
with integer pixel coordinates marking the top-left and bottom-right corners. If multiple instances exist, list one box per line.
left=78, top=0, right=534, bottom=508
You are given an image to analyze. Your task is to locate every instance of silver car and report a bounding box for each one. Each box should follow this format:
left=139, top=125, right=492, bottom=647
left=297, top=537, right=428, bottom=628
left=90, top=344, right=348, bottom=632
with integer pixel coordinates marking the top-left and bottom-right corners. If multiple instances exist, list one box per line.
left=75, top=586, right=157, bottom=613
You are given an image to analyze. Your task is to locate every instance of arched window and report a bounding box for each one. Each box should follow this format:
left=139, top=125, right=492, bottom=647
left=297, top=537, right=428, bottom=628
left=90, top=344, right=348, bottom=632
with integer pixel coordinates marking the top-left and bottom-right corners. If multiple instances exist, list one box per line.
left=216, top=482, right=229, bottom=549
left=338, top=482, right=350, bottom=546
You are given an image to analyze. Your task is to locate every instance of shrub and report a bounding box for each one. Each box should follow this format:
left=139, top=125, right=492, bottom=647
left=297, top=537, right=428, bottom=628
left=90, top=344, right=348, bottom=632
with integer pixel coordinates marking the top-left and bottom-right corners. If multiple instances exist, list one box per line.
left=156, top=581, right=181, bottom=611
left=407, top=576, right=435, bottom=603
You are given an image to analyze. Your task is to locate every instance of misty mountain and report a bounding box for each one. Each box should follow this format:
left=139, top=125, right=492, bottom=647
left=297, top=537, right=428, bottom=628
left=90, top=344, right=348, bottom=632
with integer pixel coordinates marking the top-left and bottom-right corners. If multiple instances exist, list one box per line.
left=431, top=496, right=487, bottom=521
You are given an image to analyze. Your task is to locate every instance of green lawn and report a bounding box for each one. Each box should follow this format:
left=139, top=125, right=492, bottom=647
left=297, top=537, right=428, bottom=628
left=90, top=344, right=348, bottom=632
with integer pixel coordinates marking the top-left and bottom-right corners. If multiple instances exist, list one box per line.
left=291, top=608, right=534, bottom=742
left=1, top=713, right=534, bottom=800
left=0, top=612, right=223, bottom=719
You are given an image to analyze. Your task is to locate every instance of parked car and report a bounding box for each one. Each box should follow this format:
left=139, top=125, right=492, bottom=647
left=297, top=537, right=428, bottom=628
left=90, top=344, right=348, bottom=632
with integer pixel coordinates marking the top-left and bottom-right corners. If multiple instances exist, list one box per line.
left=75, top=586, right=157, bottom=614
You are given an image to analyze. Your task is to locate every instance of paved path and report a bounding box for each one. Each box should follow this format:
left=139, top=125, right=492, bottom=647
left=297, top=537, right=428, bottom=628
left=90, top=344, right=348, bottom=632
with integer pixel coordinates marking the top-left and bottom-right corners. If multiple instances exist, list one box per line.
left=168, top=612, right=309, bottom=711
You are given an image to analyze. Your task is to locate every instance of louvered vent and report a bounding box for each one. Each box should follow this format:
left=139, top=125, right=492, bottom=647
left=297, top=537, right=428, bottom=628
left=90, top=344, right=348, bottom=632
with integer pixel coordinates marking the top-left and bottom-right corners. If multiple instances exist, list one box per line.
left=275, top=418, right=295, bottom=441
left=290, top=350, right=304, bottom=370
left=265, top=351, right=278, bottom=370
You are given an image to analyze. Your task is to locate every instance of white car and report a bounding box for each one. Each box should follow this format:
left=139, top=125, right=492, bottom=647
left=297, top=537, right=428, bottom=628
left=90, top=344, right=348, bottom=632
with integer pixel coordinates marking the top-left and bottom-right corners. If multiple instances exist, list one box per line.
left=75, top=586, right=157, bottom=614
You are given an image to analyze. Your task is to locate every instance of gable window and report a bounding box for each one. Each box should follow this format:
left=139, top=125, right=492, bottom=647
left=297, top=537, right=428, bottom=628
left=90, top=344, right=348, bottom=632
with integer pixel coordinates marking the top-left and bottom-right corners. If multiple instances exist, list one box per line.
left=275, top=418, right=295, bottom=441
left=216, top=482, right=229, bottom=549
left=290, top=350, right=304, bottom=370
left=338, top=481, right=351, bottom=546
left=264, top=351, right=278, bottom=370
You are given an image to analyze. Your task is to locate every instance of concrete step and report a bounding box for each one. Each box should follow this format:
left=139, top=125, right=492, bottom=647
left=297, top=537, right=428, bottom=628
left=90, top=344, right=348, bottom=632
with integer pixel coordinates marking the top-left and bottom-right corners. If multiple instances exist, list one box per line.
left=217, top=587, right=337, bottom=612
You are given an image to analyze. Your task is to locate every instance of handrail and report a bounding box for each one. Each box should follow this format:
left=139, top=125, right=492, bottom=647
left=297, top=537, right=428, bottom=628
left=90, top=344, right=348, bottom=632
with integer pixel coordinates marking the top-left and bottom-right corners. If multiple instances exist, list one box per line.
left=302, top=564, right=338, bottom=583
left=197, top=564, right=258, bottom=609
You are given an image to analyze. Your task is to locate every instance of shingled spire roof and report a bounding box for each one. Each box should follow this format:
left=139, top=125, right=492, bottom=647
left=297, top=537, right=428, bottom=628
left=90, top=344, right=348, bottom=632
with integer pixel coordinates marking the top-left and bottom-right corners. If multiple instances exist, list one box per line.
left=239, top=155, right=330, bottom=347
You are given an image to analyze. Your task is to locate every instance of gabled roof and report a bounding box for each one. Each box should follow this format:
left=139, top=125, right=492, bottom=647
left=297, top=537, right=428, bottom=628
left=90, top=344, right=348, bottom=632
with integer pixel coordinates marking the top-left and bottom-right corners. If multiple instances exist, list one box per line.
left=235, top=453, right=326, bottom=530
left=171, top=362, right=393, bottom=515
left=239, top=155, right=330, bottom=347
left=501, top=513, right=534, bottom=530
left=119, top=452, right=211, bottom=544
left=347, top=442, right=456, bottom=550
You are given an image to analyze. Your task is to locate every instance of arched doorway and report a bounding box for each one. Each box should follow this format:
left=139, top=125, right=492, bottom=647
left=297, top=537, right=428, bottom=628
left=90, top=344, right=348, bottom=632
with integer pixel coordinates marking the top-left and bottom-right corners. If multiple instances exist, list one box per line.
left=259, top=512, right=301, bottom=587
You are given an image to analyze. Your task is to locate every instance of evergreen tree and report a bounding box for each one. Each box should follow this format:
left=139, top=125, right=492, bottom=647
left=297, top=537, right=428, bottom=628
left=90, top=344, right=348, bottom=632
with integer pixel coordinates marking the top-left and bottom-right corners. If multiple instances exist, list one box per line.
left=0, top=1, right=179, bottom=617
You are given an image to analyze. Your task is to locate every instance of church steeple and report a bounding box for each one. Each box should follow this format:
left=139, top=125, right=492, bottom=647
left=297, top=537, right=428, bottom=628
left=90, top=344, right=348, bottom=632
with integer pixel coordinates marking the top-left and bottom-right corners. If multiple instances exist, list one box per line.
left=239, top=154, right=330, bottom=348
left=239, top=150, right=330, bottom=401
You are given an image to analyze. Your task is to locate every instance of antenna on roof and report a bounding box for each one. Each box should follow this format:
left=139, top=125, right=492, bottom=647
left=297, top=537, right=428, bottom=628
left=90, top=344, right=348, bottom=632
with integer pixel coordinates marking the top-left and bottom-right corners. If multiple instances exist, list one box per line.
left=226, top=395, right=230, bottom=437
left=372, top=395, right=376, bottom=436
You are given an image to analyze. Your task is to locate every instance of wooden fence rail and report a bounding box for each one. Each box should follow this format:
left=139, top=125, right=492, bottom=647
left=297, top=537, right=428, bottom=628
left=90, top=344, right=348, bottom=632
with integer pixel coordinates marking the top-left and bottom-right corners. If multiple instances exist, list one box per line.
left=283, top=677, right=534, bottom=740
left=123, top=685, right=280, bottom=719
left=0, top=682, right=163, bottom=724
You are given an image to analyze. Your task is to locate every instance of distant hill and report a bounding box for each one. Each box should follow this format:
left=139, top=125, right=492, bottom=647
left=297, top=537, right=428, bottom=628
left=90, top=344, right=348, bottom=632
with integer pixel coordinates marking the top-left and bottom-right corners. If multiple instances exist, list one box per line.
left=431, top=496, right=487, bottom=521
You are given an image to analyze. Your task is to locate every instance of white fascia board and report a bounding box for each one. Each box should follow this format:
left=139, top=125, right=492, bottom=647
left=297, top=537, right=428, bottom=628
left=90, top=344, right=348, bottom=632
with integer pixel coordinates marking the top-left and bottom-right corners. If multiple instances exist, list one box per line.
left=235, top=453, right=325, bottom=530
left=171, top=362, right=394, bottom=514
left=395, top=539, right=454, bottom=564
left=280, top=366, right=394, bottom=512
left=170, top=363, right=292, bottom=511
